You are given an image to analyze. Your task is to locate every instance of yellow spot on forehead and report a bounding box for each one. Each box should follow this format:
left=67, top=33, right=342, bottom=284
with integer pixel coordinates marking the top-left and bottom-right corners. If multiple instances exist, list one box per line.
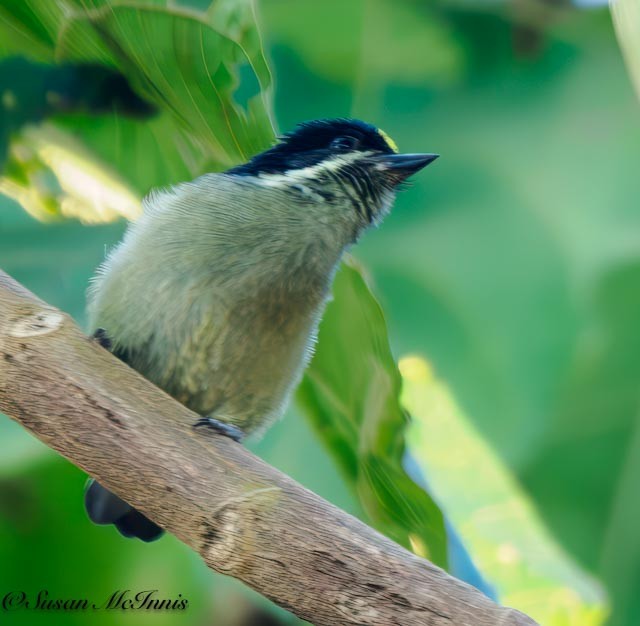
left=378, top=128, right=399, bottom=153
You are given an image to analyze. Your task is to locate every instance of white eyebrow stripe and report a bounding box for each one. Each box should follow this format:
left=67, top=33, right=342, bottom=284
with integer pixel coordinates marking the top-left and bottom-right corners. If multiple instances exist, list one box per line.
left=255, top=151, right=373, bottom=188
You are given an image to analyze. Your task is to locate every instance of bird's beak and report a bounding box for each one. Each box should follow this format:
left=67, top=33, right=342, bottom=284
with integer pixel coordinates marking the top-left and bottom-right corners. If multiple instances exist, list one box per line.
left=374, top=153, right=439, bottom=182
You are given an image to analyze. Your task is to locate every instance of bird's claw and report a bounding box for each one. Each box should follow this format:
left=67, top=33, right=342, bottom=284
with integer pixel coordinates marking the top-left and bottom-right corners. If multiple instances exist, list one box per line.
left=92, top=328, right=112, bottom=350
left=192, top=417, right=244, bottom=442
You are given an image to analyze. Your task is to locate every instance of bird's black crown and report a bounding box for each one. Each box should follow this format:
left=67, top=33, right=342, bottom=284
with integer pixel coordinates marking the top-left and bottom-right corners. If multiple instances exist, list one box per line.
left=228, top=118, right=398, bottom=176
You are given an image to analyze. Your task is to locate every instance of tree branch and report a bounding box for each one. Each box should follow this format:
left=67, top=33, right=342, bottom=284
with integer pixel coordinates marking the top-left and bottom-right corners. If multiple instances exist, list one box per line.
left=0, top=269, right=538, bottom=626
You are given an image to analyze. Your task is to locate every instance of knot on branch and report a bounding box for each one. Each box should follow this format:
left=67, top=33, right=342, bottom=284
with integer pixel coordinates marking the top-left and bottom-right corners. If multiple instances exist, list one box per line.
left=199, top=486, right=281, bottom=574
left=8, top=307, right=65, bottom=338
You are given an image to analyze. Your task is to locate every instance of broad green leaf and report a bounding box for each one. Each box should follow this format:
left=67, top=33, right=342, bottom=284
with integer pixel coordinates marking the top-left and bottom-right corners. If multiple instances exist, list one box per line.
left=400, top=354, right=608, bottom=625
left=204, top=0, right=273, bottom=91
left=297, top=260, right=448, bottom=567
left=55, top=2, right=274, bottom=166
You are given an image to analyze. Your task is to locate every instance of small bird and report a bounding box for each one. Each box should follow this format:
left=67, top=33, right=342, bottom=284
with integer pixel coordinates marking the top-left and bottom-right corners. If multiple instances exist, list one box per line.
left=84, top=118, right=438, bottom=541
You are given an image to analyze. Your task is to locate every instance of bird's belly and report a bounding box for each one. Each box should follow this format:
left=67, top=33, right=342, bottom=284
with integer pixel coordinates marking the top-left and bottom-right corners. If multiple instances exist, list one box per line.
left=157, top=283, right=325, bottom=434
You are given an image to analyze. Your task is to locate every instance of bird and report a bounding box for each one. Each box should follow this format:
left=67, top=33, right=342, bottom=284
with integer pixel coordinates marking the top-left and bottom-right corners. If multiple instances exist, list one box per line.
left=84, top=118, right=438, bottom=542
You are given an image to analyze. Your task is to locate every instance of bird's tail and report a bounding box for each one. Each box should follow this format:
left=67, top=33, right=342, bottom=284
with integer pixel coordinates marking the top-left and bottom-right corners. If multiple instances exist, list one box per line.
left=84, top=480, right=164, bottom=542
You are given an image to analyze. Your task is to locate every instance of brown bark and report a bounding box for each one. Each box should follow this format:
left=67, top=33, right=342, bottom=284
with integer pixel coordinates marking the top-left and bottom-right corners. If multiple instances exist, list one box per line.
left=0, top=270, right=538, bottom=626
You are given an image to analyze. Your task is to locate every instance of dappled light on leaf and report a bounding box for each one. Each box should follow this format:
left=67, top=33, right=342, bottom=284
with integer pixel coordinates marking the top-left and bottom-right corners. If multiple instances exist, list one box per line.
left=400, top=355, right=608, bottom=625
left=0, top=123, right=141, bottom=223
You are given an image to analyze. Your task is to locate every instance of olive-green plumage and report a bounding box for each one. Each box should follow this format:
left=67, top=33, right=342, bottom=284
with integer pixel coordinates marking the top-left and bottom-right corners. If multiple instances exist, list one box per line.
left=84, top=118, right=437, bottom=541
left=88, top=175, right=351, bottom=434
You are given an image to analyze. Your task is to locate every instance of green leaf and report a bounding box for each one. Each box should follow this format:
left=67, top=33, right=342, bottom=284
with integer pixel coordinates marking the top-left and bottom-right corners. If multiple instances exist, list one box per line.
left=0, top=1, right=62, bottom=60
left=55, top=1, right=274, bottom=166
left=0, top=0, right=276, bottom=220
left=400, top=354, right=608, bottom=625
left=54, top=112, right=206, bottom=195
left=297, top=260, right=448, bottom=567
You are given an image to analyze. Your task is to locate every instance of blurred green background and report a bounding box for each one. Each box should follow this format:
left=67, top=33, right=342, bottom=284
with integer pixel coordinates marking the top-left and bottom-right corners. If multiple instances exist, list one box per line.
left=1, top=0, right=640, bottom=624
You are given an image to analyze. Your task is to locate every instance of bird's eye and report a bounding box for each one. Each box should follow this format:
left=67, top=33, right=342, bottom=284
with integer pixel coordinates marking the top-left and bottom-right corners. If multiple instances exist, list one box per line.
left=331, top=136, right=359, bottom=151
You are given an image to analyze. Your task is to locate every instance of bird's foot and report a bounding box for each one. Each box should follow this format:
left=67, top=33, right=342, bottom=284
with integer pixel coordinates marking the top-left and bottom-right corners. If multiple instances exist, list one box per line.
left=192, top=417, right=244, bottom=442
left=92, top=328, right=112, bottom=350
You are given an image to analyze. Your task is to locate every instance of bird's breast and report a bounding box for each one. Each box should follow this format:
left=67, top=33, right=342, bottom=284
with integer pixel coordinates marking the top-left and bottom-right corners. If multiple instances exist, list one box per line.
left=155, top=260, right=334, bottom=433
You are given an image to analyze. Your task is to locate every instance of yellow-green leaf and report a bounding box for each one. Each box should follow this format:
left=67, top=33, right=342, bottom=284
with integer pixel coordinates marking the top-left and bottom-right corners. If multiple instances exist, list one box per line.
left=400, top=354, right=608, bottom=625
